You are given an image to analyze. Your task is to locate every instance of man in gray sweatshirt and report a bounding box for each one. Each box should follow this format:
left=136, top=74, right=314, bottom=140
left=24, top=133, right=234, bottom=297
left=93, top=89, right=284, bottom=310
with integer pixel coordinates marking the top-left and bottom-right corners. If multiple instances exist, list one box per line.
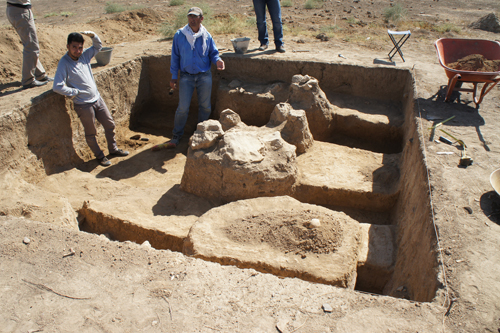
left=53, top=32, right=129, bottom=167
left=6, top=0, right=53, bottom=88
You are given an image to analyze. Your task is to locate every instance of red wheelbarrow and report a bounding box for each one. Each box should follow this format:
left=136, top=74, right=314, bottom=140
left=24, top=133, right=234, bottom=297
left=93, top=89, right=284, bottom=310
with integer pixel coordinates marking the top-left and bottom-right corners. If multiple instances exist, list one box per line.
left=434, top=38, right=500, bottom=108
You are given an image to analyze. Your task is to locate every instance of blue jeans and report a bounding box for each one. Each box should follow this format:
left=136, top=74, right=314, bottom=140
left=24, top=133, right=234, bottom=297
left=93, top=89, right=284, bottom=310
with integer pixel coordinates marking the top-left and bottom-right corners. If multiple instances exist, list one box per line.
left=172, top=71, right=212, bottom=144
left=252, top=0, right=283, bottom=47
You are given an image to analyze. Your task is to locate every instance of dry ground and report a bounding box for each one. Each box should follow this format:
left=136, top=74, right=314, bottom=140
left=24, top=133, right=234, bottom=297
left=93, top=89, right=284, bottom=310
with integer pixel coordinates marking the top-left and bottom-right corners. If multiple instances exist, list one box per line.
left=1, top=0, right=500, bottom=332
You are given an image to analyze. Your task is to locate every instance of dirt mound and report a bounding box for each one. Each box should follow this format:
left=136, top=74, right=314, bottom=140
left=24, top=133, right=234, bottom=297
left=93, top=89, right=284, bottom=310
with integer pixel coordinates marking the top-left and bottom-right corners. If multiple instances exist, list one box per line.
left=88, top=8, right=168, bottom=44
left=94, top=8, right=167, bottom=31
left=447, top=54, right=500, bottom=72
left=469, top=13, right=500, bottom=33
left=225, top=210, right=343, bottom=257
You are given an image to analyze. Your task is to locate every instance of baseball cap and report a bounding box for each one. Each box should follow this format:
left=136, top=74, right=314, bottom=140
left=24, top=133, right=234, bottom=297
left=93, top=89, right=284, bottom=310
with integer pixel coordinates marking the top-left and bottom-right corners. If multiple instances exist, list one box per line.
left=187, top=7, right=203, bottom=16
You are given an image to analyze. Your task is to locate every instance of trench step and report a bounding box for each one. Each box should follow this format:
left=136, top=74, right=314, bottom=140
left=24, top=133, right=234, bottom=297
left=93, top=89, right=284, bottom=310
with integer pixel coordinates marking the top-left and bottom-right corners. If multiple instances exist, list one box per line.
left=356, top=223, right=395, bottom=294
left=79, top=200, right=189, bottom=252
left=328, top=93, right=405, bottom=154
left=331, top=113, right=404, bottom=154
left=294, top=141, right=400, bottom=212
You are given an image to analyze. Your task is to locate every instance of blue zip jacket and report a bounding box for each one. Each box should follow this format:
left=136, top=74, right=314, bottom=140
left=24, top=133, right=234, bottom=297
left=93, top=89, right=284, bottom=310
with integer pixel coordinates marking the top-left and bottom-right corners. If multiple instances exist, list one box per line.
left=170, top=29, right=221, bottom=79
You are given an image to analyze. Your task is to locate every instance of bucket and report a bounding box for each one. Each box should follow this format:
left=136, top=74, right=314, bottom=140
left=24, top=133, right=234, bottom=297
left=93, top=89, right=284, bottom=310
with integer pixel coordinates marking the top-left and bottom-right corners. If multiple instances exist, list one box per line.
left=491, top=168, right=500, bottom=196
left=231, top=37, right=251, bottom=54
left=95, top=47, right=113, bottom=66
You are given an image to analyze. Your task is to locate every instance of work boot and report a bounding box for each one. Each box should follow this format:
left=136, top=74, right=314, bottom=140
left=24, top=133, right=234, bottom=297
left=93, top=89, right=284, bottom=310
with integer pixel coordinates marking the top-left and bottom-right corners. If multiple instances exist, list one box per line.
left=110, top=149, right=129, bottom=156
left=98, top=156, right=111, bottom=166
left=38, top=76, right=54, bottom=82
left=22, top=80, right=48, bottom=89
left=258, top=44, right=268, bottom=51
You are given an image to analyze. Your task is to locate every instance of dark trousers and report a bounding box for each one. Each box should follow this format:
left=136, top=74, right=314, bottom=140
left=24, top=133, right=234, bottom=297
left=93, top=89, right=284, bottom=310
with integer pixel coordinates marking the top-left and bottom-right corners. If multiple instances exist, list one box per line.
left=74, top=97, right=117, bottom=159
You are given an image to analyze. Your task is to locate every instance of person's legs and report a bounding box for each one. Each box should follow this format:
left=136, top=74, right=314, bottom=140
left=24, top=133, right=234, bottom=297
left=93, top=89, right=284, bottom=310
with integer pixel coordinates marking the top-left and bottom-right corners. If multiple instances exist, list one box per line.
left=34, top=57, right=48, bottom=81
left=6, top=6, right=46, bottom=86
left=74, top=102, right=105, bottom=159
left=93, top=97, right=118, bottom=153
left=195, top=71, right=212, bottom=123
left=172, top=73, right=196, bottom=144
left=266, top=0, right=284, bottom=47
left=252, top=0, right=268, bottom=46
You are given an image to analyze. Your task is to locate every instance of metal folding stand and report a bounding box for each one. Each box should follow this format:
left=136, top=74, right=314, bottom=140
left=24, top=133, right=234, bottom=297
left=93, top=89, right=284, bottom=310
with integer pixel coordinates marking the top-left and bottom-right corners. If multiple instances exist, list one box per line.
left=388, top=30, right=411, bottom=62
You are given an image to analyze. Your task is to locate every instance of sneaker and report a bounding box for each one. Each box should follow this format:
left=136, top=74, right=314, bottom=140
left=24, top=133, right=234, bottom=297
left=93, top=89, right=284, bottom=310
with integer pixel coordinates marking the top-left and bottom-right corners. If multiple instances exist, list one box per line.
left=22, top=80, right=48, bottom=89
left=258, top=44, right=268, bottom=51
left=152, top=141, right=176, bottom=151
left=38, top=76, right=54, bottom=82
left=110, top=149, right=129, bottom=156
left=98, top=156, right=111, bottom=166
left=276, top=45, right=286, bottom=53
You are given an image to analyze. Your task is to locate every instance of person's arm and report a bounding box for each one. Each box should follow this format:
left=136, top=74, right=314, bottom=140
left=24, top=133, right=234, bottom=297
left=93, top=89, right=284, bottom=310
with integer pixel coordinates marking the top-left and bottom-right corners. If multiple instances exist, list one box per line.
left=81, top=31, right=102, bottom=59
left=207, top=36, right=224, bottom=70
left=52, top=60, right=79, bottom=98
left=91, top=33, right=103, bottom=54
left=170, top=32, right=181, bottom=80
left=170, top=32, right=181, bottom=89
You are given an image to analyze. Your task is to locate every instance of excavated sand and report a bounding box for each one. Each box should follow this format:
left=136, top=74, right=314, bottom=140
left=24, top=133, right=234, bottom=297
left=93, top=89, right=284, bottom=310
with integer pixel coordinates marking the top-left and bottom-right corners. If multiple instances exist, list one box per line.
left=183, top=196, right=361, bottom=288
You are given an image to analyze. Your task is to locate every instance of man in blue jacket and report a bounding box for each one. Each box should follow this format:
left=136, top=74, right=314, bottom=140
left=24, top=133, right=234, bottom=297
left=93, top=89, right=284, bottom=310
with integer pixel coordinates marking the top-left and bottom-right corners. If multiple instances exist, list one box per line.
left=53, top=32, right=129, bottom=167
left=154, top=7, right=225, bottom=150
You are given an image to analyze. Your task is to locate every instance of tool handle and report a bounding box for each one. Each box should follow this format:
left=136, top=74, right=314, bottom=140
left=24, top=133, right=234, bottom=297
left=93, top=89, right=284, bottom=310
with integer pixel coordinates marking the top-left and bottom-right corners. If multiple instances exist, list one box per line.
left=439, top=136, right=453, bottom=145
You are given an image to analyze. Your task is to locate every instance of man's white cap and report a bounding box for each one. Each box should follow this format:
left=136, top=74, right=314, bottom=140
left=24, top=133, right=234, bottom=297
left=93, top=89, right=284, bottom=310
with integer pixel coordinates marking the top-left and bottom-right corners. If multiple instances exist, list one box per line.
left=187, top=7, right=203, bottom=16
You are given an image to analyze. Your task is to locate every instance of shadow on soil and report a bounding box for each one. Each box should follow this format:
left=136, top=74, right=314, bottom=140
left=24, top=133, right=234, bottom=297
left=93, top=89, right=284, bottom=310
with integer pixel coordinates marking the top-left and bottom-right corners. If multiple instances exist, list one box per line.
left=418, top=86, right=490, bottom=151
left=480, top=191, right=500, bottom=225
left=0, top=81, right=23, bottom=97
left=95, top=147, right=175, bottom=180
left=152, top=184, right=217, bottom=217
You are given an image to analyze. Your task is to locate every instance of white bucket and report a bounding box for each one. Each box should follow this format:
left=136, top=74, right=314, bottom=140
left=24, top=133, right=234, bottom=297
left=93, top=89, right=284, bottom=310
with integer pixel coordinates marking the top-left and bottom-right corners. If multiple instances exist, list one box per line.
left=231, top=37, right=251, bottom=54
left=491, top=168, right=500, bottom=196
left=95, top=47, right=113, bottom=66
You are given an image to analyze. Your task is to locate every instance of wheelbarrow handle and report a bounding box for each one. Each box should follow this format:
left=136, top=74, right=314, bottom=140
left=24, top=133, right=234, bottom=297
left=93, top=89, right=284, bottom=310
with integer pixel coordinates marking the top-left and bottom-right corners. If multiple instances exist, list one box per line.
left=474, top=77, right=500, bottom=107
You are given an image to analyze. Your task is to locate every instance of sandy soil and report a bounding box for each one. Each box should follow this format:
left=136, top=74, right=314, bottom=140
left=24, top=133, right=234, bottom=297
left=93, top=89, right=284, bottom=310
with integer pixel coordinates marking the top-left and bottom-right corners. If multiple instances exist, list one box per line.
left=225, top=210, right=344, bottom=256
left=447, top=54, right=500, bottom=72
left=1, top=0, right=500, bottom=332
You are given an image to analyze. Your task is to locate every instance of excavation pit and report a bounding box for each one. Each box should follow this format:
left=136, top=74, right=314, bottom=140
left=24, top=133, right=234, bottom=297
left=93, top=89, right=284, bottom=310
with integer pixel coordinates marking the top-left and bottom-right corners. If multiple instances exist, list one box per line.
left=0, top=55, right=438, bottom=302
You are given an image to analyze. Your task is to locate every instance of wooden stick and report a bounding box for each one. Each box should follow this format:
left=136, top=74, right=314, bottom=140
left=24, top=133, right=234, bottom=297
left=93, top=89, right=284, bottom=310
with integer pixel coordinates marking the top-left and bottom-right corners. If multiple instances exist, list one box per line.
left=290, top=319, right=308, bottom=333
left=22, top=279, right=90, bottom=300
left=162, top=296, right=173, bottom=321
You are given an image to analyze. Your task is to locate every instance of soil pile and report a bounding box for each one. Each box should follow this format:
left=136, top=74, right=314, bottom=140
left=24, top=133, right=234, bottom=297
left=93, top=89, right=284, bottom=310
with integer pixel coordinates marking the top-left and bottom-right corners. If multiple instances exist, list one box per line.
left=87, top=8, right=168, bottom=44
left=469, top=13, right=500, bottom=33
left=225, top=210, right=343, bottom=257
left=447, top=54, right=500, bottom=72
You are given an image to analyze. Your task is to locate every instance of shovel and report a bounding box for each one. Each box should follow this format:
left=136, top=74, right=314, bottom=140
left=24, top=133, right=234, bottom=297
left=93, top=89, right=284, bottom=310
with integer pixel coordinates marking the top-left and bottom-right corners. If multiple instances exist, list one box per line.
left=459, top=146, right=473, bottom=166
left=439, top=129, right=473, bottom=166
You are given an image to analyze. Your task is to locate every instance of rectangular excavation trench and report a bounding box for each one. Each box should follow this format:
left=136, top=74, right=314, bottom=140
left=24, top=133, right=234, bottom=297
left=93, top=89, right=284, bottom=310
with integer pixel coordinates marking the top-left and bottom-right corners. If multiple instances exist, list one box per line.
left=1, top=55, right=439, bottom=303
